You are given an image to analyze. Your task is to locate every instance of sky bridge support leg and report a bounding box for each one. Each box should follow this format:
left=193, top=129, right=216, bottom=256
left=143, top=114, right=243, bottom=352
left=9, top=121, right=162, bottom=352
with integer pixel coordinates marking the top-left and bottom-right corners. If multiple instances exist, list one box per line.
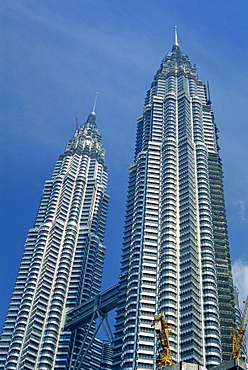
left=72, top=305, right=114, bottom=370
left=96, top=309, right=114, bottom=344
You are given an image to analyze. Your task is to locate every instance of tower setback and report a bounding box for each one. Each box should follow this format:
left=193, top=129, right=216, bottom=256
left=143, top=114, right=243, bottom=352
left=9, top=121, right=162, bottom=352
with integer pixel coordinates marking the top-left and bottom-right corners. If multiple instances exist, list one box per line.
left=0, top=112, right=110, bottom=369
left=112, top=38, right=237, bottom=369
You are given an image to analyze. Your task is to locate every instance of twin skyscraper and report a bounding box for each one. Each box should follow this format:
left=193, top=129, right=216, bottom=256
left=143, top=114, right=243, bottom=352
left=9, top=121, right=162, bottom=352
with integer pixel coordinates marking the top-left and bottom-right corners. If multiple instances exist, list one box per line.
left=0, top=34, right=240, bottom=369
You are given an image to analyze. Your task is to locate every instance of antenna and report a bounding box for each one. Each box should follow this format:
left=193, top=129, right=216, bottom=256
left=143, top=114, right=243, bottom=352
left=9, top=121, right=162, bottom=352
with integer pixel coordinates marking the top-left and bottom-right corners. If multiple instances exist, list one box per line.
left=76, top=117, right=79, bottom=130
left=92, top=92, right=98, bottom=113
left=174, top=26, right=179, bottom=45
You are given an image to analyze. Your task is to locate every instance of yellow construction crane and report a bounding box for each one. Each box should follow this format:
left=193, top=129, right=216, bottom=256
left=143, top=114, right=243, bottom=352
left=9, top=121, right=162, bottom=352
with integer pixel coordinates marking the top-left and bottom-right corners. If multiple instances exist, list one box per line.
left=152, top=312, right=174, bottom=367
left=231, top=295, right=248, bottom=359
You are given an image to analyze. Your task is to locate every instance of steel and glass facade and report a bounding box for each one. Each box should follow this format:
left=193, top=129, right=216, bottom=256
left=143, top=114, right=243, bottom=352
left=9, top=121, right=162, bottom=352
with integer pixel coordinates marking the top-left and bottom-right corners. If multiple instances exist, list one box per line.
left=0, top=112, right=110, bottom=369
left=112, top=41, right=236, bottom=369
left=0, top=38, right=239, bottom=370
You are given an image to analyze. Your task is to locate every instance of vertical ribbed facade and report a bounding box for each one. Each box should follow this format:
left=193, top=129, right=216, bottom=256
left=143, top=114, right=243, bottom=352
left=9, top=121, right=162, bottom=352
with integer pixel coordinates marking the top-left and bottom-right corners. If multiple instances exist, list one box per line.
left=0, top=112, right=110, bottom=370
left=207, top=152, right=236, bottom=361
left=112, top=41, right=236, bottom=369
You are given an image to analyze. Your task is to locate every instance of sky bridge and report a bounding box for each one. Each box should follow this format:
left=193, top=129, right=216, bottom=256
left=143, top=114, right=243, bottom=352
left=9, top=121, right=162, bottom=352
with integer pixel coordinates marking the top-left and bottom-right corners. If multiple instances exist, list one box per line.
left=64, top=283, right=119, bottom=369
left=64, top=283, right=119, bottom=331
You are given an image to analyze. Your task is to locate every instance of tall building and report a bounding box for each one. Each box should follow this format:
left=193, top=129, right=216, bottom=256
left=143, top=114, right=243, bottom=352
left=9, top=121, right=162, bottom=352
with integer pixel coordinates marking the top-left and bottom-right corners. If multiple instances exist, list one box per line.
left=112, top=32, right=237, bottom=369
left=0, top=111, right=110, bottom=369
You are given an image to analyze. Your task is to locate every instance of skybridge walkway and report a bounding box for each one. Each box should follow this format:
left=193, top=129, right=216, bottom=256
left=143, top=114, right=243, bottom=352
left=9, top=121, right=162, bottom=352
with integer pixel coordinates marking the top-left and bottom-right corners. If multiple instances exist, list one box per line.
left=64, top=283, right=119, bottom=331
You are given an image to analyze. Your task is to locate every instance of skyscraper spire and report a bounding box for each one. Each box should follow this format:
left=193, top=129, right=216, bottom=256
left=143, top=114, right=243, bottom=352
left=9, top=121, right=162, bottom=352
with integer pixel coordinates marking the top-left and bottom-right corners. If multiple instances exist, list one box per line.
left=81, top=94, right=99, bottom=131
left=92, top=92, right=98, bottom=113
left=174, top=25, right=179, bottom=45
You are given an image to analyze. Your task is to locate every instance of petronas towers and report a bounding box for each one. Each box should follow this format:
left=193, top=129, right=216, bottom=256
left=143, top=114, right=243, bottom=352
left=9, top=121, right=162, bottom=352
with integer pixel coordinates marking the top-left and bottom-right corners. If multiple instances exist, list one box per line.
left=0, top=34, right=238, bottom=369
left=112, top=38, right=237, bottom=369
left=0, top=112, right=110, bottom=369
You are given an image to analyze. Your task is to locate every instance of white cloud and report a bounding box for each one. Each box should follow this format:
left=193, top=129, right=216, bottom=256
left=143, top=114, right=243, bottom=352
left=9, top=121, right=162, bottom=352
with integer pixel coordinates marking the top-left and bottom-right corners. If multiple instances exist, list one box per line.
left=234, top=200, right=248, bottom=222
left=232, top=259, right=248, bottom=307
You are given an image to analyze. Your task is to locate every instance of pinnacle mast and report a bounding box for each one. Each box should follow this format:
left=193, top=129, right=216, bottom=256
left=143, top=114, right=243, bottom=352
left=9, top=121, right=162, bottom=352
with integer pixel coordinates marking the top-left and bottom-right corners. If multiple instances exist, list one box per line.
left=92, top=92, right=98, bottom=113
left=174, top=25, right=179, bottom=46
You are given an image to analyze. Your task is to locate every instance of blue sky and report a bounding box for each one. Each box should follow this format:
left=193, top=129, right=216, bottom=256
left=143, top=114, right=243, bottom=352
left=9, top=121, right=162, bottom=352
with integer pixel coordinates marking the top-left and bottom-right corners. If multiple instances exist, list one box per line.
left=1, top=0, right=248, bottom=334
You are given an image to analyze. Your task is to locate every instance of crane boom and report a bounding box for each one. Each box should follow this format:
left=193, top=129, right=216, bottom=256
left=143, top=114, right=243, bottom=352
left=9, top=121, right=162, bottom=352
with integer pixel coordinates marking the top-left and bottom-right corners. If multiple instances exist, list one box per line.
left=231, top=295, right=248, bottom=359
left=152, top=313, right=173, bottom=367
